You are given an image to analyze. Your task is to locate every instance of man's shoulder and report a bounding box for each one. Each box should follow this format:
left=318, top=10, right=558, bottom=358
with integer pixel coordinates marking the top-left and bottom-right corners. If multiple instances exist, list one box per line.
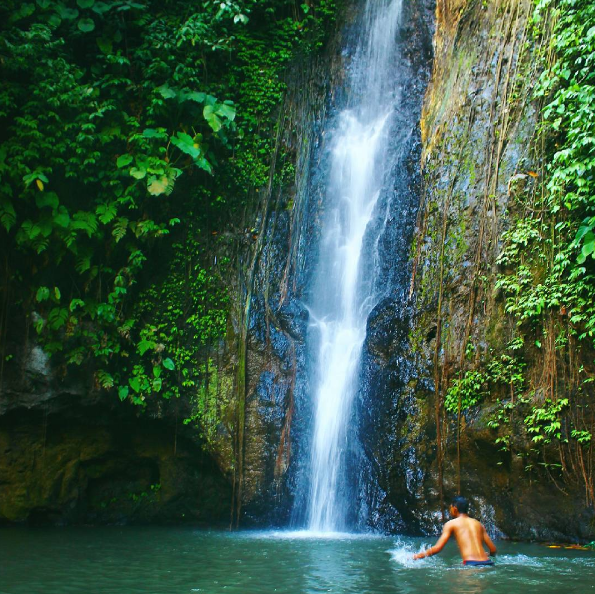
left=447, top=516, right=481, bottom=530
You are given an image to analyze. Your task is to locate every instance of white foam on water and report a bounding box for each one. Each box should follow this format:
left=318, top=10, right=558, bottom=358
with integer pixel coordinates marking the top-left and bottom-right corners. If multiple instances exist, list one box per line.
left=247, top=530, right=384, bottom=541
left=388, top=539, right=440, bottom=568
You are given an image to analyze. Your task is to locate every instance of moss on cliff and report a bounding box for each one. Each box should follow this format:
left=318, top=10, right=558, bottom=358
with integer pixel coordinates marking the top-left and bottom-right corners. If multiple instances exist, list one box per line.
left=407, top=0, right=594, bottom=540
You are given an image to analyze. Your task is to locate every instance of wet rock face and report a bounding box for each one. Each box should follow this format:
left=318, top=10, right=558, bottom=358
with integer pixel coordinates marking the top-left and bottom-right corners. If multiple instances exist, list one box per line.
left=387, top=0, right=595, bottom=541
left=239, top=0, right=436, bottom=527
left=0, top=337, right=230, bottom=526
left=0, top=407, right=228, bottom=526
left=233, top=14, right=354, bottom=525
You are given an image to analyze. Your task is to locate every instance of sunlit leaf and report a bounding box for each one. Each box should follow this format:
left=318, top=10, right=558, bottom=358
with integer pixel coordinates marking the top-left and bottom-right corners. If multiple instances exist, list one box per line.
left=147, top=175, right=169, bottom=195
left=116, top=154, right=133, bottom=168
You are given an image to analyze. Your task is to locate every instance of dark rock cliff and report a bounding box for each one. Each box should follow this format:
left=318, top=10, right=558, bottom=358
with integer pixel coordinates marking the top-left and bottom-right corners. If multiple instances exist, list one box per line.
left=236, top=0, right=435, bottom=528
left=0, top=331, right=229, bottom=525
left=374, top=0, right=595, bottom=541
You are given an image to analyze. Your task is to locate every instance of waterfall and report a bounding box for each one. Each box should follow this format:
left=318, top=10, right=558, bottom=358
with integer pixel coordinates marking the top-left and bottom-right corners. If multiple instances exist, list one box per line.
left=304, top=0, right=405, bottom=533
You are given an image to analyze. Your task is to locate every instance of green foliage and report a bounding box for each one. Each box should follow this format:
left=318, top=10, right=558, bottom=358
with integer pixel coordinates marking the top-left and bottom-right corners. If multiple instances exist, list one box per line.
left=497, top=0, right=595, bottom=341
left=0, top=0, right=338, bottom=422
left=444, top=370, right=488, bottom=414
left=524, top=397, right=569, bottom=443
left=445, top=338, right=527, bottom=417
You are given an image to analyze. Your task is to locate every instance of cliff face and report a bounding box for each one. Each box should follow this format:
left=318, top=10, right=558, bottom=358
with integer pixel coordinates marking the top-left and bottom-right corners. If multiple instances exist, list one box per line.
left=2, top=0, right=594, bottom=540
left=0, top=337, right=230, bottom=525
left=375, top=0, right=595, bottom=540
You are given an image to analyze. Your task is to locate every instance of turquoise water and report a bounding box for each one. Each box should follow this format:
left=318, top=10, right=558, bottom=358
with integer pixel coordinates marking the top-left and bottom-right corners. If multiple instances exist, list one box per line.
left=1, top=528, right=593, bottom=593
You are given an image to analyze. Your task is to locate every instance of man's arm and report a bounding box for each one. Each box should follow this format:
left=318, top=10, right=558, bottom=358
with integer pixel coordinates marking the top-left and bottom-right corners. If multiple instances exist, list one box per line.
left=412, top=523, right=453, bottom=560
left=483, top=526, right=497, bottom=556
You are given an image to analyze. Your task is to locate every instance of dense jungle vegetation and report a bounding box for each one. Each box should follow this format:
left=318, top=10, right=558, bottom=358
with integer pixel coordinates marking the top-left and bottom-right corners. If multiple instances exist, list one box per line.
left=441, top=0, right=595, bottom=505
left=0, top=0, right=335, bottom=422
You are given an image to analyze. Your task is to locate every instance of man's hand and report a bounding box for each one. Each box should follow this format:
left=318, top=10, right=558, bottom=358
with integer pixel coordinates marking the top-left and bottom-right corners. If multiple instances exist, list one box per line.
left=412, top=548, right=432, bottom=560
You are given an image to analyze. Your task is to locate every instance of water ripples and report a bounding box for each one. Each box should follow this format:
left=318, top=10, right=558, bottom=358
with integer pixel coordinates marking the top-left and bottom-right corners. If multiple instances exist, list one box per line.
left=1, top=529, right=594, bottom=594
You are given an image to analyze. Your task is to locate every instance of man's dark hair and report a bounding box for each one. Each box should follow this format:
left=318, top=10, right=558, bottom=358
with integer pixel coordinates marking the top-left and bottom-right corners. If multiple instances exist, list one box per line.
left=451, top=495, right=469, bottom=514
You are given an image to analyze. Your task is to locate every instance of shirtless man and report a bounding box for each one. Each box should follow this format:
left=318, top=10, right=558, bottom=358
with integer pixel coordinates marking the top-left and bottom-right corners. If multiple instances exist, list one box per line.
left=413, top=496, right=497, bottom=566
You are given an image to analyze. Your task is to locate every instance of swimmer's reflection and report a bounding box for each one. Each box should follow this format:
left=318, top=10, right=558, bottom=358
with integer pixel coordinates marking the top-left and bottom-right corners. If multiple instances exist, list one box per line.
left=448, top=567, right=492, bottom=594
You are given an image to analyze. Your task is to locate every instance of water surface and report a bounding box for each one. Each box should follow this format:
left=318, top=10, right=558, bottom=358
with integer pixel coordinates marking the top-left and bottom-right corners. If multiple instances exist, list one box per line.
left=1, top=528, right=593, bottom=594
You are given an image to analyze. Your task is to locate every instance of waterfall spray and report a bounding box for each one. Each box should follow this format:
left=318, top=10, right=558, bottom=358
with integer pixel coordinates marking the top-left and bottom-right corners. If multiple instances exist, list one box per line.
left=305, top=0, right=404, bottom=532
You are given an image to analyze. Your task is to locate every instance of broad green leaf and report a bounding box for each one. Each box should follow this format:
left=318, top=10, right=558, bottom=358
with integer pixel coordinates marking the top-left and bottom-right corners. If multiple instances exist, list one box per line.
left=92, top=1, right=111, bottom=13
left=54, top=287, right=61, bottom=300
left=118, top=385, right=129, bottom=401
left=77, top=0, right=95, bottom=8
left=48, top=307, right=68, bottom=330
left=36, top=191, right=59, bottom=210
left=158, top=84, right=176, bottom=100
left=171, top=132, right=201, bottom=159
left=97, top=36, right=113, bottom=54
left=47, top=13, right=61, bottom=27
left=203, top=105, right=222, bottom=132
left=142, top=128, right=167, bottom=139
left=581, top=238, right=595, bottom=259
left=216, top=103, right=236, bottom=121
left=53, top=206, right=70, bottom=228
left=78, top=17, right=95, bottom=32
left=163, top=358, right=175, bottom=370
left=13, top=3, right=35, bottom=21
left=129, top=376, right=141, bottom=393
left=34, top=318, right=45, bottom=334
left=179, top=90, right=206, bottom=104
left=56, top=5, right=79, bottom=19
left=36, top=286, right=50, bottom=302
left=196, top=157, right=213, bottom=174
left=116, top=154, right=133, bottom=168
left=130, top=166, right=147, bottom=180
left=138, top=338, right=156, bottom=355
left=575, top=224, right=593, bottom=244
left=23, top=171, right=48, bottom=187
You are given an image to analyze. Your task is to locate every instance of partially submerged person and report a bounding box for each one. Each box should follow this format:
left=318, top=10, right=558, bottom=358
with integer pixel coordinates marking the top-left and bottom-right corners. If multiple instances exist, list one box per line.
left=413, top=496, right=497, bottom=566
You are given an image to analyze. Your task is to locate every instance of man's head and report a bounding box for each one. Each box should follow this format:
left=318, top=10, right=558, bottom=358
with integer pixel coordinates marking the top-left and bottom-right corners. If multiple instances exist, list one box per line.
left=450, top=495, right=469, bottom=516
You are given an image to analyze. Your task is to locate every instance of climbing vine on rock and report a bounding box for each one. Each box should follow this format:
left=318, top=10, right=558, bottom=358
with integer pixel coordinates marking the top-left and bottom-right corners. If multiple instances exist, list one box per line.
left=485, top=0, right=595, bottom=502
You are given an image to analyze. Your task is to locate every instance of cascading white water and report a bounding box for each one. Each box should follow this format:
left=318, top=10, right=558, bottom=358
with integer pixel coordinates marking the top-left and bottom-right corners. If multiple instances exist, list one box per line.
left=306, top=0, right=404, bottom=532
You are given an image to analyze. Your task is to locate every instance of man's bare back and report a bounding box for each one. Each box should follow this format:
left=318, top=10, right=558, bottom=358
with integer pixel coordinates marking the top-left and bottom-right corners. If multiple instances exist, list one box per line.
left=413, top=496, right=497, bottom=564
